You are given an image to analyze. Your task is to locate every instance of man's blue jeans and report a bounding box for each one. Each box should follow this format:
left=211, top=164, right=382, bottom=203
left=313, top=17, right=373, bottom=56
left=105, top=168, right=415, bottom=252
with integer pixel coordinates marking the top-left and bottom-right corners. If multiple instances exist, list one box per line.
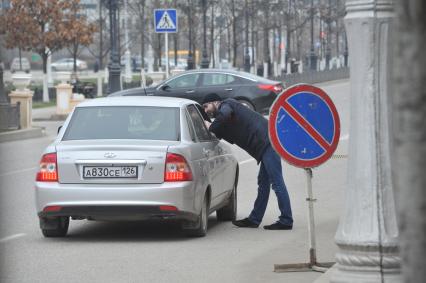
left=248, top=145, right=293, bottom=226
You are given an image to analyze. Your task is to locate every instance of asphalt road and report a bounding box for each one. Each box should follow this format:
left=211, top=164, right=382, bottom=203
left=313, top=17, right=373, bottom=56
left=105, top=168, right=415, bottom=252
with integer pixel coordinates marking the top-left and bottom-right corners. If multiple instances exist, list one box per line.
left=0, top=80, right=350, bottom=283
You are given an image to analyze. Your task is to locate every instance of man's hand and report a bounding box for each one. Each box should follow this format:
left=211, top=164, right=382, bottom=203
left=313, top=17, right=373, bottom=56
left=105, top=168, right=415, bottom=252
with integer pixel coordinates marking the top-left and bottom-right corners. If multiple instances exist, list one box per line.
left=204, top=120, right=212, bottom=129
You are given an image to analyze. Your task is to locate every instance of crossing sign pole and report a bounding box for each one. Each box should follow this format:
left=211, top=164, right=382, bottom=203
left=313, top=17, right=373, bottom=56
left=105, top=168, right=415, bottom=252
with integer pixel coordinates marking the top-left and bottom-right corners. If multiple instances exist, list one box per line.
left=165, top=33, right=169, bottom=78
left=269, top=84, right=340, bottom=273
left=154, top=9, right=178, bottom=79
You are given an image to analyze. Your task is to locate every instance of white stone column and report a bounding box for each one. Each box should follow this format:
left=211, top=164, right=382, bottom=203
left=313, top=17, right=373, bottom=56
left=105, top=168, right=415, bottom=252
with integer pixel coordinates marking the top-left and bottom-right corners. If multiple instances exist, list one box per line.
left=391, top=1, right=426, bottom=282
left=331, top=1, right=401, bottom=282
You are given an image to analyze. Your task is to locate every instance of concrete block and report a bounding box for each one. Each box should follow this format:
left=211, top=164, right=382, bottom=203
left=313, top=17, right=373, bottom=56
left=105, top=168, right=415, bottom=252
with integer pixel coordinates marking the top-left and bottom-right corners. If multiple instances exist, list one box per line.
left=8, top=89, right=34, bottom=129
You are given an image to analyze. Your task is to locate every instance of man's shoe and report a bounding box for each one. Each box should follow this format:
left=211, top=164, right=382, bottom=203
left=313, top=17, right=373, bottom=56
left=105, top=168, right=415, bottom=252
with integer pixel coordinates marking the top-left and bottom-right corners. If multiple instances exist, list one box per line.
left=232, top=218, right=259, bottom=228
left=263, top=222, right=293, bottom=230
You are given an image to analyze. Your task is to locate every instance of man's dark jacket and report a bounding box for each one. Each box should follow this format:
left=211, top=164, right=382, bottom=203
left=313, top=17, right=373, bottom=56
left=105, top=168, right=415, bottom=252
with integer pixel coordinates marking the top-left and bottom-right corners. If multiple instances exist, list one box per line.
left=208, top=98, right=270, bottom=162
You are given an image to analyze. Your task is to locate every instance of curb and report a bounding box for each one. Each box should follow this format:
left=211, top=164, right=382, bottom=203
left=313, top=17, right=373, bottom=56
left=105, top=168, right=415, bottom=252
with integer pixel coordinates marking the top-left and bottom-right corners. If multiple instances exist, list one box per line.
left=33, top=114, right=67, bottom=122
left=0, top=127, right=45, bottom=143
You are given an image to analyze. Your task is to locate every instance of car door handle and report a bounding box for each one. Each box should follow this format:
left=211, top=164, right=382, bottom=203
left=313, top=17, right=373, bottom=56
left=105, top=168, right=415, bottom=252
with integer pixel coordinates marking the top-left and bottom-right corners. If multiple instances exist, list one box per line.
left=225, top=88, right=233, bottom=91
left=202, top=148, right=210, bottom=157
left=185, top=90, right=195, bottom=93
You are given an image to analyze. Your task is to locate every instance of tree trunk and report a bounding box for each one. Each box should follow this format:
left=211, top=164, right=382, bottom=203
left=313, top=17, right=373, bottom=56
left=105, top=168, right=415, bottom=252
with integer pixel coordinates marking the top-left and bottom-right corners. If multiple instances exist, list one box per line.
left=42, top=53, right=49, bottom=103
left=210, top=2, right=215, bottom=68
left=336, top=19, right=340, bottom=57
left=231, top=0, right=237, bottom=67
left=173, top=0, right=178, bottom=66
left=251, top=0, right=256, bottom=68
left=99, top=0, right=103, bottom=69
left=227, top=21, right=231, bottom=63
left=73, top=43, right=78, bottom=73
left=263, top=3, right=270, bottom=73
left=140, top=1, right=146, bottom=69
left=18, top=48, right=22, bottom=71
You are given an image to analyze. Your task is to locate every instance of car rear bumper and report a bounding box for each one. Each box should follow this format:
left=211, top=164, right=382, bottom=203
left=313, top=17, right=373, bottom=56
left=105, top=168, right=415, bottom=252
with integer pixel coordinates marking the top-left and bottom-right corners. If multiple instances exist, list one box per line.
left=35, top=181, right=198, bottom=221
left=38, top=205, right=198, bottom=222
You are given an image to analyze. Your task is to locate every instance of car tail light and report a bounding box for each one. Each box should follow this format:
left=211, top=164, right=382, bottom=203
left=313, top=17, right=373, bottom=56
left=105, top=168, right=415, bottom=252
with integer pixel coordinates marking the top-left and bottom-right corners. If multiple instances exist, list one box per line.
left=43, top=205, right=62, bottom=212
left=164, top=153, right=193, bottom=182
left=258, top=84, right=283, bottom=94
left=159, top=205, right=178, bottom=211
left=36, top=153, right=58, bottom=182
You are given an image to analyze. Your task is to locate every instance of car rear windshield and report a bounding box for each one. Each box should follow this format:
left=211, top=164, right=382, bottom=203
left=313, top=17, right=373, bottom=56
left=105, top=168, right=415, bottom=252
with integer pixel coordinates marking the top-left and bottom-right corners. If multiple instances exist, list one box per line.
left=62, top=106, right=180, bottom=141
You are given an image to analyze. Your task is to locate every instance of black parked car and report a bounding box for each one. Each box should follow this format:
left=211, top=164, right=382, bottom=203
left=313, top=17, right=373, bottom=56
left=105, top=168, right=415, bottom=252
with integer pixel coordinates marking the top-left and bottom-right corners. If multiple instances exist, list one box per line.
left=109, top=69, right=285, bottom=113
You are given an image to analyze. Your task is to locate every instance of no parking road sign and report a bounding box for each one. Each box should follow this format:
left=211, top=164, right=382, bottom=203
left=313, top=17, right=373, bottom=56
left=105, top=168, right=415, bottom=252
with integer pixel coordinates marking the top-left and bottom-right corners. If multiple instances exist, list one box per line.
left=271, top=84, right=339, bottom=272
left=269, top=84, right=340, bottom=168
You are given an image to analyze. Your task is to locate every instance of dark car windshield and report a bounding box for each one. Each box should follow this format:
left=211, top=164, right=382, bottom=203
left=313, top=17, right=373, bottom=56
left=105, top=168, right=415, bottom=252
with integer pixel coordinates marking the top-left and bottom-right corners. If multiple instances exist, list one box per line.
left=63, top=106, right=180, bottom=141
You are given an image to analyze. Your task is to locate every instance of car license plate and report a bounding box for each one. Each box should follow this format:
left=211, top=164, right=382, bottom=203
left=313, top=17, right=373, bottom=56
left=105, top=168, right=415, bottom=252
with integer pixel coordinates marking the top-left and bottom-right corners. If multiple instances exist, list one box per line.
left=83, top=166, right=138, bottom=178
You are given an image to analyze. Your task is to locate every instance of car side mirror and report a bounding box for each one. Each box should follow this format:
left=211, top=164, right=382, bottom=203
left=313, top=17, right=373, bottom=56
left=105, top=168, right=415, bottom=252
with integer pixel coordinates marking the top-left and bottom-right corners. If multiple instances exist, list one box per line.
left=161, top=84, right=171, bottom=91
left=57, top=126, right=62, bottom=135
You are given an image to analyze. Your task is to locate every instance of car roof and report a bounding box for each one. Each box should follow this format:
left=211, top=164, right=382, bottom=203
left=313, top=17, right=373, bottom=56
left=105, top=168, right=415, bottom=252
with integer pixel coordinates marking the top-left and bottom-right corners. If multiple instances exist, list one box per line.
left=76, top=96, right=196, bottom=108
left=173, top=68, right=276, bottom=80
left=108, top=87, right=147, bottom=97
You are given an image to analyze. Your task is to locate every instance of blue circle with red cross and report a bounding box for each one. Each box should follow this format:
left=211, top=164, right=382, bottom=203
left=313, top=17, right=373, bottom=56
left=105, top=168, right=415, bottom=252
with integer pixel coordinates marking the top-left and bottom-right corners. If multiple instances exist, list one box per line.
left=269, top=84, right=340, bottom=168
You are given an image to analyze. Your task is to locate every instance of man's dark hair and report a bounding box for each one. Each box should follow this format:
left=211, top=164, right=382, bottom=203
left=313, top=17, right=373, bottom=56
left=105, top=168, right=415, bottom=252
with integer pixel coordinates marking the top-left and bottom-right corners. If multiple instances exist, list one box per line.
left=202, top=93, right=222, bottom=104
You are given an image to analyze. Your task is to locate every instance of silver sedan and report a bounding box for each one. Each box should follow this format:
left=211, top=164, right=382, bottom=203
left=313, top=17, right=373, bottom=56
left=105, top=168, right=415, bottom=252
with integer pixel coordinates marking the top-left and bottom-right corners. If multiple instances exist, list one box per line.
left=35, top=97, right=239, bottom=237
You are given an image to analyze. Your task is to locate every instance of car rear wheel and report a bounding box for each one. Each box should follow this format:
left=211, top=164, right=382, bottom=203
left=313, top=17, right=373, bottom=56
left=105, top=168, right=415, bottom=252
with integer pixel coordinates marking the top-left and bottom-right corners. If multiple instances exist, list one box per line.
left=183, top=194, right=209, bottom=237
left=217, top=182, right=237, bottom=221
left=237, top=99, right=255, bottom=111
left=40, top=216, right=69, bottom=238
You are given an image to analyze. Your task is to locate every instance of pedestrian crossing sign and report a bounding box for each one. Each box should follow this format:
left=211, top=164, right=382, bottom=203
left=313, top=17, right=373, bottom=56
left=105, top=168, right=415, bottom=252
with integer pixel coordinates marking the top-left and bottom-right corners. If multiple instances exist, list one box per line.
left=154, top=9, right=178, bottom=33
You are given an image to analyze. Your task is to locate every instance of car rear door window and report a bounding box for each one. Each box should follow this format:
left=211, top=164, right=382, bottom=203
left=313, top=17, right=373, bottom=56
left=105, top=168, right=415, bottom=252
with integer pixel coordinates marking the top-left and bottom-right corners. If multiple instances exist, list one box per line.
left=187, top=105, right=211, bottom=142
left=202, top=73, right=237, bottom=86
left=63, top=106, right=180, bottom=141
left=167, top=74, right=200, bottom=88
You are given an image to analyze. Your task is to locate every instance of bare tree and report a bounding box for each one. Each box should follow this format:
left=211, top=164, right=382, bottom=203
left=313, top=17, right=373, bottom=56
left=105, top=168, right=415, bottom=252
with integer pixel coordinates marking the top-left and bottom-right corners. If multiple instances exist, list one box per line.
left=0, top=0, right=93, bottom=102
left=66, top=1, right=97, bottom=73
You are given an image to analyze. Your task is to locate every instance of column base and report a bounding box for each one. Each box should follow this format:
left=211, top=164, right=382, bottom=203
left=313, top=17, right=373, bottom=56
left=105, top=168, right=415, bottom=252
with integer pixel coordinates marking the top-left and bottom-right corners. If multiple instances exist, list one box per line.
left=331, top=245, right=401, bottom=283
left=332, top=265, right=401, bottom=283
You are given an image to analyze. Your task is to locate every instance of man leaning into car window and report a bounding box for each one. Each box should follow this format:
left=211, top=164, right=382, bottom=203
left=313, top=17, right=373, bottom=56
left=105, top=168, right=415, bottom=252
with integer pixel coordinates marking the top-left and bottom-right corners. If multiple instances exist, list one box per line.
left=202, top=93, right=293, bottom=230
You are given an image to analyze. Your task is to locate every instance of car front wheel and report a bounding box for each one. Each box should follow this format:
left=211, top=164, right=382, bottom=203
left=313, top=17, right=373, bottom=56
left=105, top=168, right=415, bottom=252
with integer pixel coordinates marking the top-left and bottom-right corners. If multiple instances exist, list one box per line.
left=217, top=183, right=237, bottom=221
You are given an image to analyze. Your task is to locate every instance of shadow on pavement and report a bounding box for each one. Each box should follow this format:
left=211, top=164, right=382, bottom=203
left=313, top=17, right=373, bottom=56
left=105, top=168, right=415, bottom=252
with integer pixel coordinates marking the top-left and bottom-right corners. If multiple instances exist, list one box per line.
left=48, top=216, right=222, bottom=242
